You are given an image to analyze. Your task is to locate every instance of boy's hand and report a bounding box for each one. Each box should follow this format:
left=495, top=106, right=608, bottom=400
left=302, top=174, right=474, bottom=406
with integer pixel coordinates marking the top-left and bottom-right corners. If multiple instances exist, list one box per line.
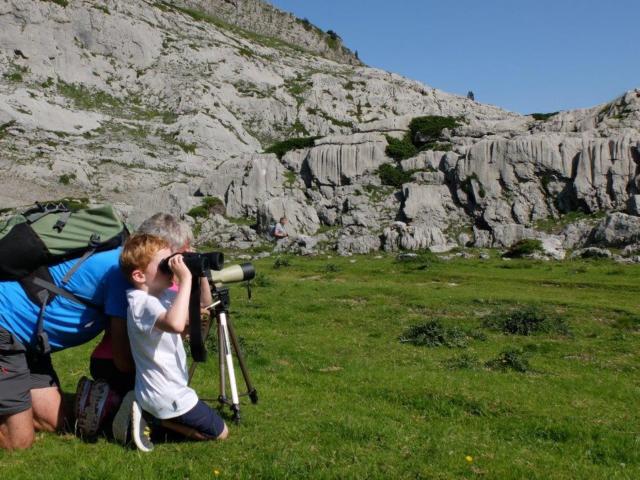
left=168, top=254, right=192, bottom=282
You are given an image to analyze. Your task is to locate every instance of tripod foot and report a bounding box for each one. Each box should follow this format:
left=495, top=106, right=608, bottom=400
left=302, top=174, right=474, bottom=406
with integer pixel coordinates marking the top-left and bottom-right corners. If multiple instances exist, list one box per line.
left=231, top=405, right=240, bottom=424
left=249, top=389, right=258, bottom=404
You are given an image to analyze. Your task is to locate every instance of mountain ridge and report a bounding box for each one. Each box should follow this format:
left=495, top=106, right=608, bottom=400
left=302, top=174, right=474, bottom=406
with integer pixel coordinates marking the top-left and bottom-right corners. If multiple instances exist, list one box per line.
left=0, top=0, right=639, bottom=257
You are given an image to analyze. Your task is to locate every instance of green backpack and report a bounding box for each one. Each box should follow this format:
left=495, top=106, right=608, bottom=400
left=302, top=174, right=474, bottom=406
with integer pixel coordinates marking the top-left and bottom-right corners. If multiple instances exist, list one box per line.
left=0, top=202, right=129, bottom=353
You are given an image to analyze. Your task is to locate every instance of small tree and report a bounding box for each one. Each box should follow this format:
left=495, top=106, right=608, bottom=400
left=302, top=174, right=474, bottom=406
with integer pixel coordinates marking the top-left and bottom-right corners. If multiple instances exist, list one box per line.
left=467, top=91, right=475, bottom=101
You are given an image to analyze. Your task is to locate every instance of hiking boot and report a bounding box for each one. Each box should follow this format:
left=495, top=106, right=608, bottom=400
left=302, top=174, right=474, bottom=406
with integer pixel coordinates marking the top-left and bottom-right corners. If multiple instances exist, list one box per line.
left=74, top=376, right=92, bottom=424
left=75, top=378, right=116, bottom=439
left=131, top=399, right=154, bottom=452
left=112, top=390, right=135, bottom=446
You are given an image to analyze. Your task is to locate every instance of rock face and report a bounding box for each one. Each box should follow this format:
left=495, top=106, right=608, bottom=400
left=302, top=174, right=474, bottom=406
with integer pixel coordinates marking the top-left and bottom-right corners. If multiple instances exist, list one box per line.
left=178, top=0, right=361, bottom=65
left=0, top=1, right=639, bottom=254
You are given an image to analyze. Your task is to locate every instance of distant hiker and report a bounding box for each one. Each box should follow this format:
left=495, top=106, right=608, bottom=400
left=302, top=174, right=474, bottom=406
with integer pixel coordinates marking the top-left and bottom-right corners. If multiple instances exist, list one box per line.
left=271, top=216, right=289, bottom=240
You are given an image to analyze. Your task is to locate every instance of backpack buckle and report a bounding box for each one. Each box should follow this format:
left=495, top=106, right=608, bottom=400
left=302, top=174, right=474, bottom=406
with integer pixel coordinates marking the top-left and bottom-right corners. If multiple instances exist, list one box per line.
left=89, top=234, right=101, bottom=248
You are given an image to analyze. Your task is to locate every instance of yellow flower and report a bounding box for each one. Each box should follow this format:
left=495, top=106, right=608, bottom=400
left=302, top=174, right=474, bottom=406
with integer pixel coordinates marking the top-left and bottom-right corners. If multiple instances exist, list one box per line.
left=214, top=470, right=220, bottom=476
left=465, top=455, right=473, bottom=463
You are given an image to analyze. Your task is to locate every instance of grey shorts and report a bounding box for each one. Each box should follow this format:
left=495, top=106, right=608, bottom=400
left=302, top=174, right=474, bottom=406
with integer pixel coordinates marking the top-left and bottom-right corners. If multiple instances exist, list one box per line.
left=0, top=327, right=59, bottom=416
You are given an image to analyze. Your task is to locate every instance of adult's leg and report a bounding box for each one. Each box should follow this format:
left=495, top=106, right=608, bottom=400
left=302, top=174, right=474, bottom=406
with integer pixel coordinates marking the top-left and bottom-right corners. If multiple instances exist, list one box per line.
left=0, top=386, right=64, bottom=449
left=31, top=386, right=64, bottom=432
left=0, top=409, right=35, bottom=450
left=27, top=348, right=65, bottom=432
left=0, top=329, right=36, bottom=449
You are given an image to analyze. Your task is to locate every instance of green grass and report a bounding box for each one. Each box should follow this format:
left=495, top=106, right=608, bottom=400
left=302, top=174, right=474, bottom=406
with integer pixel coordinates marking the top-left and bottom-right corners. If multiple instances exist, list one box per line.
left=4, top=255, right=639, bottom=478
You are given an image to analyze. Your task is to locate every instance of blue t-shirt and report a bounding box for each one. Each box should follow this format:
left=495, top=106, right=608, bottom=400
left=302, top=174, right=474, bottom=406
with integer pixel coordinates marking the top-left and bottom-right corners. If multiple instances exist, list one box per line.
left=0, top=248, right=130, bottom=351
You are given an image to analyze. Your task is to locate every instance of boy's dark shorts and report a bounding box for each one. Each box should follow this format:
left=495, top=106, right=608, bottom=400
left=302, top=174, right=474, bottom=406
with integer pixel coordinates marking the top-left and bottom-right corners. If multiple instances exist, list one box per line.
left=0, top=327, right=60, bottom=416
left=169, top=400, right=226, bottom=439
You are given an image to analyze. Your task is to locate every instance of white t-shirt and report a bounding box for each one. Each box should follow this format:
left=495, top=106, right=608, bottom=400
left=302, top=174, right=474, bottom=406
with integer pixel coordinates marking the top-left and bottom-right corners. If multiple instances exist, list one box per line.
left=126, top=288, right=198, bottom=419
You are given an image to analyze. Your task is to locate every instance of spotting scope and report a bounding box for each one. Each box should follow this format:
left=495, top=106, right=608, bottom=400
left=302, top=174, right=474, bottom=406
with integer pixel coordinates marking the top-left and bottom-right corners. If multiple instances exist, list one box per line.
left=210, top=263, right=255, bottom=285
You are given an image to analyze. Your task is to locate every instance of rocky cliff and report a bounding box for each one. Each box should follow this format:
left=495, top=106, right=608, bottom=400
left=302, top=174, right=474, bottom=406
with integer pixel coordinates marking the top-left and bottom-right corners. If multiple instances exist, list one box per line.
left=1, top=0, right=639, bottom=256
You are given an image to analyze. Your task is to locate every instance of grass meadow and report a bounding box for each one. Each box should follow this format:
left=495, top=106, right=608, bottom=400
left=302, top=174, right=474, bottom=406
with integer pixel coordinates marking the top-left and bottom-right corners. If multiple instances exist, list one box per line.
left=1, top=252, right=639, bottom=479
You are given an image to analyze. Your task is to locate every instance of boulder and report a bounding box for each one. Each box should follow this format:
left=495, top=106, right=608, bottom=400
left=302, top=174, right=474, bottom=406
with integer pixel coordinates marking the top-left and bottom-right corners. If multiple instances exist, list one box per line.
left=336, top=227, right=381, bottom=255
left=257, top=197, right=320, bottom=236
left=382, top=222, right=448, bottom=251
left=570, top=247, right=612, bottom=259
left=590, top=212, right=640, bottom=246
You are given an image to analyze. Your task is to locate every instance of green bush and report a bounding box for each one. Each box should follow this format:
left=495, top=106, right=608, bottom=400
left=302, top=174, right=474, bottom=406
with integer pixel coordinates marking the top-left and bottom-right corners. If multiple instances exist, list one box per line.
left=273, top=257, right=291, bottom=269
left=408, top=116, right=461, bottom=146
left=377, top=163, right=414, bottom=188
left=384, top=135, right=417, bottom=161
left=443, top=352, right=480, bottom=370
left=399, top=320, right=469, bottom=348
left=187, top=196, right=225, bottom=219
left=58, top=173, right=76, bottom=185
left=503, top=239, right=544, bottom=258
left=485, top=348, right=530, bottom=372
left=483, top=305, right=570, bottom=336
left=265, top=136, right=319, bottom=159
left=530, top=112, right=558, bottom=121
left=43, top=0, right=69, bottom=7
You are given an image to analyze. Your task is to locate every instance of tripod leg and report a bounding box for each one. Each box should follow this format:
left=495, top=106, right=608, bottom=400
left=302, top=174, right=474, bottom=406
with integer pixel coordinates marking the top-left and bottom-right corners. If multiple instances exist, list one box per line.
left=218, top=316, right=227, bottom=406
left=219, top=312, right=241, bottom=423
left=226, top=316, right=258, bottom=404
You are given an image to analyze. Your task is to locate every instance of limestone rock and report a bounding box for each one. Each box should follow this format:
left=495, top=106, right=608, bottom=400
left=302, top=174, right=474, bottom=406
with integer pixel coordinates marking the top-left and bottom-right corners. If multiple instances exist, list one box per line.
left=590, top=212, right=640, bottom=246
left=257, top=196, right=320, bottom=236
left=336, top=226, right=381, bottom=255
left=382, top=222, right=448, bottom=251
left=570, top=247, right=612, bottom=259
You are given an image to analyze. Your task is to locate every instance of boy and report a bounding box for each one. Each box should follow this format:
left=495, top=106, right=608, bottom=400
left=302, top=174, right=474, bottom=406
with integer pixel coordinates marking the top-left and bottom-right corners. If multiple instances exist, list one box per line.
left=119, top=234, right=228, bottom=451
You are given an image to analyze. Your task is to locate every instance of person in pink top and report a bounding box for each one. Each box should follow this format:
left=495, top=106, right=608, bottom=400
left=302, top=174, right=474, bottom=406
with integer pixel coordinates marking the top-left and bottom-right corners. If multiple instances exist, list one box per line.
left=89, top=213, right=194, bottom=396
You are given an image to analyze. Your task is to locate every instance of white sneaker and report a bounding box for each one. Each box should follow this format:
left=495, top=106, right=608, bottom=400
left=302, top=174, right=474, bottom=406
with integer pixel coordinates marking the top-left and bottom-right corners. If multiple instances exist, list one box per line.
left=112, top=390, right=135, bottom=446
left=131, top=400, right=154, bottom=452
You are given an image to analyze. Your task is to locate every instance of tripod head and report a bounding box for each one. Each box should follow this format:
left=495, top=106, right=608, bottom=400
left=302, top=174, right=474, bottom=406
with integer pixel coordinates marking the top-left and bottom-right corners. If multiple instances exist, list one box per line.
left=188, top=262, right=256, bottom=362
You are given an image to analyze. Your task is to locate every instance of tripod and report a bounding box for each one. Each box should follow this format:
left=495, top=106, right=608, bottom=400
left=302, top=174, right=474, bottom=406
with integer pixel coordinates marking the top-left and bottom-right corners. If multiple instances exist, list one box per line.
left=188, top=285, right=258, bottom=424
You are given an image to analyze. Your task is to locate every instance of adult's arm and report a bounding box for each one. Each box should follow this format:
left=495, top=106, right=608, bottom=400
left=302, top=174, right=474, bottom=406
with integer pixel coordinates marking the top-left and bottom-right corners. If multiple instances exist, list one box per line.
left=110, top=316, right=134, bottom=373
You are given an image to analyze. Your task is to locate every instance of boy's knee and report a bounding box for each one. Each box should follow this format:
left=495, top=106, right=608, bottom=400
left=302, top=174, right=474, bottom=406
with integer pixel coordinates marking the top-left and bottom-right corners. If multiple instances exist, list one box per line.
left=216, top=423, right=229, bottom=441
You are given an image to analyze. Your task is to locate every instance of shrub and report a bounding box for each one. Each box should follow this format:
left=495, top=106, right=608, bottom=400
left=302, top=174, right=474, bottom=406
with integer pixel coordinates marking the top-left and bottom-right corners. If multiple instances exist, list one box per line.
left=530, top=112, right=558, bottom=121
left=443, top=352, right=480, bottom=370
left=377, top=163, right=414, bottom=188
left=58, top=173, right=76, bottom=185
left=273, top=257, right=291, bottom=269
left=408, top=116, right=461, bottom=147
left=485, top=348, right=530, bottom=372
left=503, top=239, right=544, bottom=258
left=322, top=263, right=340, bottom=273
left=483, top=305, right=570, bottom=336
left=385, top=135, right=417, bottom=161
left=399, top=320, right=469, bottom=348
left=187, top=196, right=225, bottom=219
left=253, top=273, right=273, bottom=287
left=265, top=136, right=319, bottom=159
left=44, top=0, right=69, bottom=7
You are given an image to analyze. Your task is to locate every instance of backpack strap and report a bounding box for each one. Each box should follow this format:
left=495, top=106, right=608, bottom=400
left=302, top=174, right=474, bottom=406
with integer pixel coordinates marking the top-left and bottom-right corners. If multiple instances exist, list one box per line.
left=53, top=211, right=72, bottom=233
left=27, top=248, right=102, bottom=355
left=23, top=202, right=69, bottom=224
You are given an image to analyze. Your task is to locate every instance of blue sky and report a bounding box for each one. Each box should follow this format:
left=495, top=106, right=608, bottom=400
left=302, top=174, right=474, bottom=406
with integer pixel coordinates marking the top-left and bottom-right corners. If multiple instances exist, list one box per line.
left=268, top=0, right=640, bottom=114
